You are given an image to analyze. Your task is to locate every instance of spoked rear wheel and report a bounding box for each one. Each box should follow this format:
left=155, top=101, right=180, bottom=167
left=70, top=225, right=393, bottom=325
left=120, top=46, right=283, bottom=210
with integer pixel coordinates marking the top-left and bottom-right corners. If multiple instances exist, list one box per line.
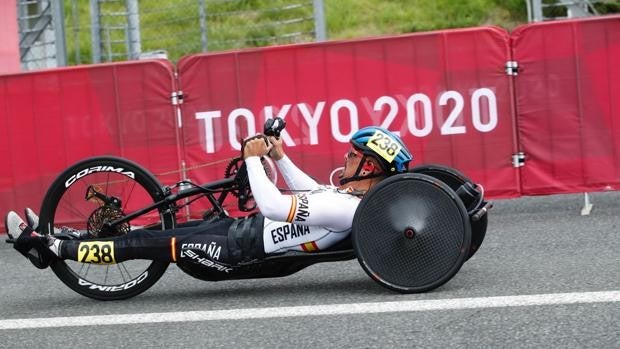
left=38, top=156, right=175, bottom=300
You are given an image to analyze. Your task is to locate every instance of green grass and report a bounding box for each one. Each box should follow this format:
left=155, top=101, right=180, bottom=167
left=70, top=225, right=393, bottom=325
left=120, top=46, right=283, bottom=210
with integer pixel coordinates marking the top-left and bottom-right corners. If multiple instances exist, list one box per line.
left=62, top=0, right=531, bottom=65
left=325, top=0, right=527, bottom=39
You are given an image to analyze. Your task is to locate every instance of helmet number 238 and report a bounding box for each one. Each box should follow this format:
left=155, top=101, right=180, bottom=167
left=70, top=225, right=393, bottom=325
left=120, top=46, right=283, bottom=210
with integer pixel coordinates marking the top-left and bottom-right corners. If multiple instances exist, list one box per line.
left=367, top=130, right=402, bottom=163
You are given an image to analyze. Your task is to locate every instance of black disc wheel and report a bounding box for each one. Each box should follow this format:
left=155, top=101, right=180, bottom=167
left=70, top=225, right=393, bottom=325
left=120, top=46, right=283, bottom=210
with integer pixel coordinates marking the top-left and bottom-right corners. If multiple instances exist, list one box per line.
left=411, top=164, right=487, bottom=260
left=352, top=173, right=471, bottom=293
left=38, top=156, right=175, bottom=300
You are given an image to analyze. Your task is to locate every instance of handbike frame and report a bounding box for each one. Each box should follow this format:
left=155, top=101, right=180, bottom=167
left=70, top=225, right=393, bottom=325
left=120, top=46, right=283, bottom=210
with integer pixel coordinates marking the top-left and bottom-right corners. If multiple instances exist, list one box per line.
left=104, top=176, right=238, bottom=230
left=99, top=164, right=357, bottom=281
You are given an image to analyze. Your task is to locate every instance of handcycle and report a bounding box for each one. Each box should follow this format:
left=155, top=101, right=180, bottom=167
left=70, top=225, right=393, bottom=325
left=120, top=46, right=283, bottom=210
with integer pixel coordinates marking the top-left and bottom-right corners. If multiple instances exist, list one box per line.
left=12, top=119, right=491, bottom=300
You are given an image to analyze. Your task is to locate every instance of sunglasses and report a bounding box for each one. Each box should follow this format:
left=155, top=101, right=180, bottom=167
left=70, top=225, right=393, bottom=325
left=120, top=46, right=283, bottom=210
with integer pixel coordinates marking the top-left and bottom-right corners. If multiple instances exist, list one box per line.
left=346, top=148, right=361, bottom=159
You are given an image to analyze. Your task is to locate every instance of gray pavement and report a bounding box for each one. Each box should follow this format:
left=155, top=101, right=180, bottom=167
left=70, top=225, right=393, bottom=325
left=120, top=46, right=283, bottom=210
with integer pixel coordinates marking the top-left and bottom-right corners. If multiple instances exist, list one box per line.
left=0, top=192, right=618, bottom=348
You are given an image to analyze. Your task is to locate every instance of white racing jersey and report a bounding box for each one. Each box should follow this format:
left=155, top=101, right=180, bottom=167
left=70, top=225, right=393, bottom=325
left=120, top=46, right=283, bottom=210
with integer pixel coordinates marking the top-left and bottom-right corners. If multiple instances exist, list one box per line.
left=246, top=156, right=360, bottom=254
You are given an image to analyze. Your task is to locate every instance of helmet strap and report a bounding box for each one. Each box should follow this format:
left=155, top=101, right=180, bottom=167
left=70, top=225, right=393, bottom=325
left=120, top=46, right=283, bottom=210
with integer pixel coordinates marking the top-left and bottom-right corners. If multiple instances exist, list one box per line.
left=339, top=155, right=384, bottom=185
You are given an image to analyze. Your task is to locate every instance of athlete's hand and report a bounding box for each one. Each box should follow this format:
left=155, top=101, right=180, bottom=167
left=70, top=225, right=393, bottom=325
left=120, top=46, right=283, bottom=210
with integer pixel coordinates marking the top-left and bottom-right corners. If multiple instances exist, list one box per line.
left=268, top=136, right=285, bottom=160
left=243, top=136, right=272, bottom=159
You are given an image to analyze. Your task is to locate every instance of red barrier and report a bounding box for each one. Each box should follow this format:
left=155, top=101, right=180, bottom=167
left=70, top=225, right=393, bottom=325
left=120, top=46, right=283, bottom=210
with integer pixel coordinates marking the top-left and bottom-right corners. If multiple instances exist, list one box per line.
left=177, top=26, right=520, bottom=209
left=0, top=60, right=182, bottom=230
left=2, top=16, right=619, bottom=231
left=513, top=15, right=620, bottom=195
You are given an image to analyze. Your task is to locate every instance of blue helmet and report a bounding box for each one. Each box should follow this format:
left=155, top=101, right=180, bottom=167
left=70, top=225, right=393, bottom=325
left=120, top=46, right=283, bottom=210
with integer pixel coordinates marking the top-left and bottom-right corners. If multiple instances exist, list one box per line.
left=350, top=126, right=413, bottom=175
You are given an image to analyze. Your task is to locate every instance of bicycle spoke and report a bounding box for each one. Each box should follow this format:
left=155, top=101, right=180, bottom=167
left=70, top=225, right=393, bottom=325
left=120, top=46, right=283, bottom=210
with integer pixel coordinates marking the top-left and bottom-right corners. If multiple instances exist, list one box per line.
left=78, top=261, right=86, bottom=276
left=83, top=263, right=92, bottom=278
left=46, top=158, right=172, bottom=299
left=117, top=263, right=132, bottom=282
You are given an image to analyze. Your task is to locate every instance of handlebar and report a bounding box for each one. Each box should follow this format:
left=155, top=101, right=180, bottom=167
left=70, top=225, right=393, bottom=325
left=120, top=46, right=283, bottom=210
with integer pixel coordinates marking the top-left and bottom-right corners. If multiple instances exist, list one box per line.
left=264, top=117, right=286, bottom=138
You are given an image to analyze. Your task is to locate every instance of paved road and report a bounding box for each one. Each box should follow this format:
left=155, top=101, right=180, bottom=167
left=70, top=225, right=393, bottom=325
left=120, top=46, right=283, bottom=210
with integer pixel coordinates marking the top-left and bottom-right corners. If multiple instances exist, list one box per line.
left=0, top=192, right=618, bottom=348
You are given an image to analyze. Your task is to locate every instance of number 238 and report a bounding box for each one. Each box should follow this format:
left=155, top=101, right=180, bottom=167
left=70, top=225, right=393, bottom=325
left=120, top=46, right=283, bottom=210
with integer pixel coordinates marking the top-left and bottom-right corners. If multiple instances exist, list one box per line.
left=78, top=242, right=115, bottom=264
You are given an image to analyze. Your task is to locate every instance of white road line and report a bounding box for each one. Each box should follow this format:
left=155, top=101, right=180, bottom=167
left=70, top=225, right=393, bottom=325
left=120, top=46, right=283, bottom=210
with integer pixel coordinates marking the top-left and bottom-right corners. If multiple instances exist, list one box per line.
left=1, top=290, right=618, bottom=330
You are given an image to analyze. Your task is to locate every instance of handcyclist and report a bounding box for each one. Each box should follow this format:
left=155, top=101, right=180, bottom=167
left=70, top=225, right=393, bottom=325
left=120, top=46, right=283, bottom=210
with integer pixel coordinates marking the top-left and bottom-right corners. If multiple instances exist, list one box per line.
left=6, top=126, right=412, bottom=272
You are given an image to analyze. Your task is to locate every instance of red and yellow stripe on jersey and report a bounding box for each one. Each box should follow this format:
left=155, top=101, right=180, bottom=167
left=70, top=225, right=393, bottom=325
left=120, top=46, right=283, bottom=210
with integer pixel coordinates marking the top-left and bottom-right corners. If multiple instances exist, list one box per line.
left=300, top=241, right=319, bottom=252
left=170, top=237, right=177, bottom=262
left=286, top=195, right=298, bottom=223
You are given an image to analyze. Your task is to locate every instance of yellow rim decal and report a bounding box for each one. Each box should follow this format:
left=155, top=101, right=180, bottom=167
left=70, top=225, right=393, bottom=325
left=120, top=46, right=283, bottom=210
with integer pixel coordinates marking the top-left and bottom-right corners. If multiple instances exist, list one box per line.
left=366, top=130, right=402, bottom=163
left=77, top=241, right=116, bottom=264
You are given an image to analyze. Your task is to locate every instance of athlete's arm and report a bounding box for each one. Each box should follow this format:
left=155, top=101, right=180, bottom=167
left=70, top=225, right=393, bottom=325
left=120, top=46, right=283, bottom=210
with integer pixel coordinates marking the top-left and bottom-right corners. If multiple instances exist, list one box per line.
left=275, top=155, right=319, bottom=190
left=247, top=157, right=358, bottom=231
left=246, top=156, right=295, bottom=222
left=245, top=137, right=358, bottom=230
left=268, top=136, right=319, bottom=190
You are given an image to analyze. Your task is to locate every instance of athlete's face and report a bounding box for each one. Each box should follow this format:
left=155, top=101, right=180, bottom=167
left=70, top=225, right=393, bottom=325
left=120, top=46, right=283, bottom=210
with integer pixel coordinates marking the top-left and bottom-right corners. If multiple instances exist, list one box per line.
left=339, top=147, right=362, bottom=180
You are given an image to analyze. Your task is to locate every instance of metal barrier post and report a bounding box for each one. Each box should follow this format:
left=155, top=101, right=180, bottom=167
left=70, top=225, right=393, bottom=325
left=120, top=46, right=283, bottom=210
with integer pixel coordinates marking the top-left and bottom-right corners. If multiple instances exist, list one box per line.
left=126, top=0, right=141, bottom=59
left=199, top=0, right=208, bottom=52
left=313, top=0, right=326, bottom=41
left=90, top=0, right=101, bottom=63
left=581, top=192, right=593, bottom=216
left=51, top=0, right=67, bottom=66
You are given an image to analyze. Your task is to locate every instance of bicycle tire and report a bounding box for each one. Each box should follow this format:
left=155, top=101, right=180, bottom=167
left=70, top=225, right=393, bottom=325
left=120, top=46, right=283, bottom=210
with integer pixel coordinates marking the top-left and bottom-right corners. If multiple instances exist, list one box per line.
left=38, top=156, right=175, bottom=300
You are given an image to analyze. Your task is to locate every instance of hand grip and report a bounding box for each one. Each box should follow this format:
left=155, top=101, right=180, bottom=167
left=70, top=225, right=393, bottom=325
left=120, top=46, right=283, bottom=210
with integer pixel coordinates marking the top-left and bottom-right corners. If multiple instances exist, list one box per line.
left=264, top=117, right=286, bottom=138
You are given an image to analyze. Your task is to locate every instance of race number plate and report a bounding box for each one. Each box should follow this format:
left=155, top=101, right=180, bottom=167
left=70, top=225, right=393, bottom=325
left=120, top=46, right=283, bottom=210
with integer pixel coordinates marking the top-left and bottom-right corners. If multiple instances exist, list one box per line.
left=366, top=130, right=402, bottom=163
left=77, top=241, right=116, bottom=264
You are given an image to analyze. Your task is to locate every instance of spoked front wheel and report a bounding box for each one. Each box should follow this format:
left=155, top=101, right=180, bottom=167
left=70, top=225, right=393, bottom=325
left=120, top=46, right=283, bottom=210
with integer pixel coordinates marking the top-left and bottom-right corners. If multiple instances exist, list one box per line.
left=38, top=156, right=175, bottom=300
